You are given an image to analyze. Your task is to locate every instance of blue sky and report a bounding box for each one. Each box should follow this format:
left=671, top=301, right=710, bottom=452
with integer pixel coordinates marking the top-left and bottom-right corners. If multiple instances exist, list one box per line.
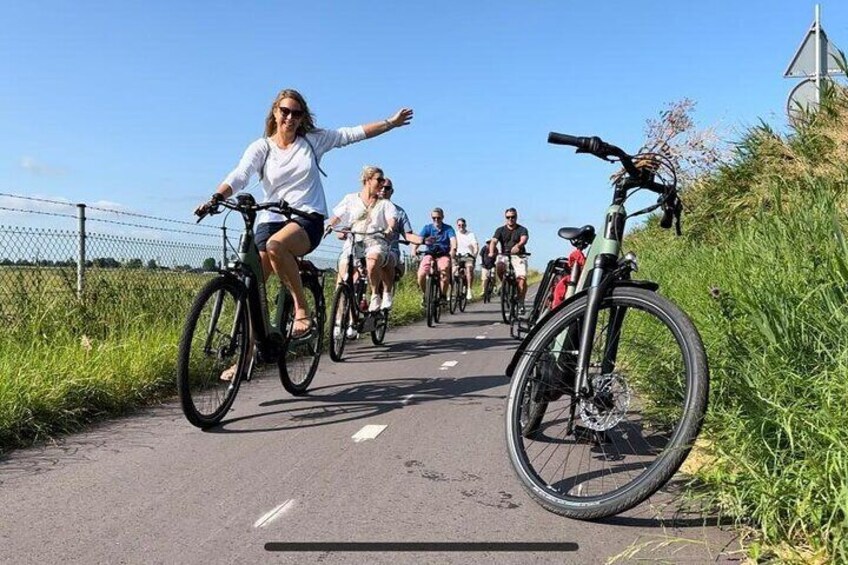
left=2, top=1, right=846, bottom=267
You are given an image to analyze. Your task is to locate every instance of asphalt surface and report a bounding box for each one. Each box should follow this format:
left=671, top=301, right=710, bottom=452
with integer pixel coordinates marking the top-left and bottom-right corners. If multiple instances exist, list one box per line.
left=0, top=292, right=742, bottom=564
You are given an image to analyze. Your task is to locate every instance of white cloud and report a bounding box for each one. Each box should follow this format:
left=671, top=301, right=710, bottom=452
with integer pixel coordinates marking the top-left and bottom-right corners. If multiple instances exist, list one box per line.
left=19, top=156, right=68, bottom=176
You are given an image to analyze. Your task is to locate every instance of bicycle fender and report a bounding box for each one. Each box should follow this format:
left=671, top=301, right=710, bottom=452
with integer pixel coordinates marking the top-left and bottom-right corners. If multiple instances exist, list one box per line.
left=505, top=278, right=659, bottom=377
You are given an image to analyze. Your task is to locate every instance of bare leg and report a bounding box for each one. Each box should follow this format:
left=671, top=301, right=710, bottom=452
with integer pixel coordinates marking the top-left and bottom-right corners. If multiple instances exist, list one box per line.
left=266, top=223, right=311, bottom=336
left=517, top=277, right=527, bottom=302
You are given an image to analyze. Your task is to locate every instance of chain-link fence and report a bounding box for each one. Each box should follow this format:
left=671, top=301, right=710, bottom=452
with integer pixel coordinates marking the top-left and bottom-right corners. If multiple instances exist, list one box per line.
left=0, top=193, right=362, bottom=328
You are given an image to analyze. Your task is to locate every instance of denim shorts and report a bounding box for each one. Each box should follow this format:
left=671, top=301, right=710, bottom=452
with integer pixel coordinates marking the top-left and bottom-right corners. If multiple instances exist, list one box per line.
left=255, top=215, right=324, bottom=253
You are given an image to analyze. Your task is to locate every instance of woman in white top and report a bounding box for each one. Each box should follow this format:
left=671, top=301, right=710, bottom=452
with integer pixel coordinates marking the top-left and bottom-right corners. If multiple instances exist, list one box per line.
left=327, top=166, right=398, bottom=311
left=196, top=89, right=413, bottom=337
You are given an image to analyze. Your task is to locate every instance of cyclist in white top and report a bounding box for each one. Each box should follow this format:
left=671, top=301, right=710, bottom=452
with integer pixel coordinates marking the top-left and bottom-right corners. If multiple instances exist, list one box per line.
left=454, top=218, right=479, bottom=300
left=326, top=166, right=398, bottom=311
left=196, top=88, right=413, bottom=339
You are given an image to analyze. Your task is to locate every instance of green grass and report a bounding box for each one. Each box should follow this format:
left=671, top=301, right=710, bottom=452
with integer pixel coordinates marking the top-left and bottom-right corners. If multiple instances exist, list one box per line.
left=0, top=268, right=436, bottom=454
left=625, top=83, right=848, bottom=562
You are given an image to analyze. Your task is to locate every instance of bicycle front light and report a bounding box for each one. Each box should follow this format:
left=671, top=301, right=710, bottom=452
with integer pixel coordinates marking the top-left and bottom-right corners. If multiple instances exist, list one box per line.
left=622, top=252, right=638, bottom=273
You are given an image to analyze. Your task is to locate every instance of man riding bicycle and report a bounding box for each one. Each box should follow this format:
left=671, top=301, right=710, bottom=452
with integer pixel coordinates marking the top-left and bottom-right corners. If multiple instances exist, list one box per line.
left=455, top=218, right=479, bottom=300
left=379, top=178, right=424, bottom=293
left=411, top=207, right=457, bottom=306
left=488, top=207, right=529, bottom=313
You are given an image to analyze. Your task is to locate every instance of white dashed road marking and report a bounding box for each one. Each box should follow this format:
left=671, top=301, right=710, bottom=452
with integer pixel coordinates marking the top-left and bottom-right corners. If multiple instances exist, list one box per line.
left=440, top=360, right=458, bottom=370
left=352, top=425, right=387, bottom=442
left=475, top=336, right=487, bottom=340
left=254, top=500, right=295, bottom=528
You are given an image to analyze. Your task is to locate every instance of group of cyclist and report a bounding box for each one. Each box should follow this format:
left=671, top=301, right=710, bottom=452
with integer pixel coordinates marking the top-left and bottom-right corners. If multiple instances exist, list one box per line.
left=195, top=87, right=534, bottom=342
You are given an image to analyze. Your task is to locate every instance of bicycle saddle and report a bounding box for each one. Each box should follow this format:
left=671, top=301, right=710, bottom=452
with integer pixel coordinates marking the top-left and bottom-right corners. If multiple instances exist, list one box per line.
left=558, top=225, right=595, bottom=243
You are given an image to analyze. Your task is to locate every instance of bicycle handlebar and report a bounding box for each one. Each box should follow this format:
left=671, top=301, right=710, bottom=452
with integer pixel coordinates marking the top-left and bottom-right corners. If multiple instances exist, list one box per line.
left=547, top=132, right=641, bottom=179
left=547, top=131, right=683, bottom=234
left=196, top=194, right=316, bottom=223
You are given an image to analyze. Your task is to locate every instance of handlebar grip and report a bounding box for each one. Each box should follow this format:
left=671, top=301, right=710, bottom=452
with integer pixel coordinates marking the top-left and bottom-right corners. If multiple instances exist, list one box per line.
left=547, top=132, right=590, bottom=149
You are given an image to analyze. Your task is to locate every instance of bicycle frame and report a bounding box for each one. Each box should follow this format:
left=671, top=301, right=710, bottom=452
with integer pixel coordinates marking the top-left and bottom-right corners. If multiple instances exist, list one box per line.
left=225, top=209, right=289, bottom=355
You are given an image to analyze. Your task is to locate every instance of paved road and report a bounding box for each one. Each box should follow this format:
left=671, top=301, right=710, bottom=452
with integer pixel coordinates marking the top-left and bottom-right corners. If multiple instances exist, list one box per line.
left=0, top=295, right=741, bottom=564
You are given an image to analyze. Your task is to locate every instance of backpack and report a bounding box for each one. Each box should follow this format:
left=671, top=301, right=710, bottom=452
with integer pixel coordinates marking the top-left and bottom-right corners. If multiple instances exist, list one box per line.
left=258, top=135, right=327, bottom=181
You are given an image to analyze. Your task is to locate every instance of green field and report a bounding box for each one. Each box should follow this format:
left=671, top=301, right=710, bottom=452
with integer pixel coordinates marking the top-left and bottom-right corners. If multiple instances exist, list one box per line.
left=0, top=264, right=536, bottom=454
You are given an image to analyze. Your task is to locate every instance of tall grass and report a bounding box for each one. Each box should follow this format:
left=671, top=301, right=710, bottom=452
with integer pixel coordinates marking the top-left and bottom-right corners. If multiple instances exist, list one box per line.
left=627, top=83, right=848, bottom=561
left=0, top=269, right=427, bottom=453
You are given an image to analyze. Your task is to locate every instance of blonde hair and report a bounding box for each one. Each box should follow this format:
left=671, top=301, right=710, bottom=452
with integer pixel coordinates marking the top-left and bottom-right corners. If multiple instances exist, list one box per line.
left=263, top=89, right=316, bottom=137
left=360, top=165, right=384, bottom=184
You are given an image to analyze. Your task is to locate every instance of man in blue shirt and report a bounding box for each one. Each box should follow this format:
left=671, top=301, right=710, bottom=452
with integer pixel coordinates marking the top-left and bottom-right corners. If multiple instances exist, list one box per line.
left=411, top=207, right=457, bottom=302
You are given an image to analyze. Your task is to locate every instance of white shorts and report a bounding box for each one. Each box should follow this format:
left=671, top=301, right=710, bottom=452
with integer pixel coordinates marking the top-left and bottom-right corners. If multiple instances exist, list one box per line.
left=497, top=255, right=528, bottom=278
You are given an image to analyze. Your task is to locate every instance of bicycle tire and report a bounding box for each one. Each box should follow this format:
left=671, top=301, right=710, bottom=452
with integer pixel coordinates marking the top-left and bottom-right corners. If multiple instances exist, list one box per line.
left=483, top=277, right=493, bottom=303
left=426, top=275, right=437, bottom=327
left=433, top=279, right=442, bottom=324
left=176, top=275, right=249, bottom=429
left=278, top=276, right=324, bottom=395
left=371, top=309, right=388, bottom=345
left=449, top=277, right=459, bottom=314
left=505, top=286, right=709, bottom=520
left=458, top=277, right=468, bottom=312
left=501, top=279, right=513, bottom=324
left=329, top=285, right=351, bottom=362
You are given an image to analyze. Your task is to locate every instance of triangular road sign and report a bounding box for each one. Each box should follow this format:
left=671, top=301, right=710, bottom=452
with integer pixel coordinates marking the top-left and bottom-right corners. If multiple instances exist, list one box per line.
left=784, top=22, right=845, bottom=77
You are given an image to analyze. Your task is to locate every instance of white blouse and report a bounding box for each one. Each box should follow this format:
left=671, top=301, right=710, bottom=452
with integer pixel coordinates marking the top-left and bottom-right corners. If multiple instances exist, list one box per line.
left=222, top=126, right=366, bottom=223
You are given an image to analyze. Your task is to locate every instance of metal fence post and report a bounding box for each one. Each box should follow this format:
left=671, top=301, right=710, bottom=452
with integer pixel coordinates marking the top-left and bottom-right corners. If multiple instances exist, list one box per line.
left=77, top=203, right=86, bottom=298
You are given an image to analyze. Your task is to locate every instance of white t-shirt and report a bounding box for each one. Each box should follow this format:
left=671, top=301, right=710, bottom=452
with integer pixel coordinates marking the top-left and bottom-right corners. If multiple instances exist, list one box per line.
left=221, top=126, right=366, bottom=224
left=456, top=230, right=479, bottom=256
left=332, top=192, right=398, bottom=234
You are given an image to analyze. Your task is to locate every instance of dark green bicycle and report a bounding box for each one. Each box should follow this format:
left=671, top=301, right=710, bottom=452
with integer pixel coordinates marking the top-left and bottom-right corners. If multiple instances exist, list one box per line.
left=176, top=194, right=326, bottom=429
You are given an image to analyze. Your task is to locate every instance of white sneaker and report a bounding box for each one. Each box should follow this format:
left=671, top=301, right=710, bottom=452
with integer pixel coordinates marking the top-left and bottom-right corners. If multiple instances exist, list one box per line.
left=369, top=294, right=382, bottom=311
left=382, top=290, right=393, bottom=309
left=345, top=326, right=358, bottom=339
left=466, top=289, right=473, bottom=300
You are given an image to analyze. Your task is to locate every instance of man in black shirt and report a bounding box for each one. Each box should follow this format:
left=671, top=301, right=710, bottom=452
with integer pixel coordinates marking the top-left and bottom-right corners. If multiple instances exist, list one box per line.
left=488, top=207, right=529, bottom=312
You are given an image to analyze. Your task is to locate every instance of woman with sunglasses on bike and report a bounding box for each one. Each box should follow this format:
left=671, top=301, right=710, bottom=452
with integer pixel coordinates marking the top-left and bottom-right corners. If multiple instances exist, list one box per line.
left=196, top=89, right=413, bottom=339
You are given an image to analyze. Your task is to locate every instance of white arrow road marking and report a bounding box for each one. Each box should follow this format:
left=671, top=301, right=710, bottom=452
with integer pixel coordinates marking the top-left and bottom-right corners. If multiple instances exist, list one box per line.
left=352, top=424, right=387, bottom=442
left=254, top=500, right=295, bottom=528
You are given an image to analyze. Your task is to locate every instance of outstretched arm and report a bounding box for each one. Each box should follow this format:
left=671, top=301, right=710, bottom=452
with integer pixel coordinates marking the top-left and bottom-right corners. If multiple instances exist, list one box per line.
left=362, top=108, right=414, bottom=139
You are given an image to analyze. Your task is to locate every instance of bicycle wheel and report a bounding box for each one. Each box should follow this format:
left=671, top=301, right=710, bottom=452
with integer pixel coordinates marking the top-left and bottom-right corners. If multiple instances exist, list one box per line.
left=426, top=276, right=437, bottom=327
left=483, top=276, right=493, bottom=303
left=278, top=276, right=325, bottom=395
left=176, top=275, right=249, bottom=428
left=505, top=286, right=709, bottom=520
left=329, top=284, right=351, bottom=362
left=458, top=277, right=468, bottom=312
left=433, top=279, right=442, bottom=324
left=449, top=277, right=459, bottom=314
left=501, top=279, right=514, bottom=324
left=371, top=309, right=388, bottom=345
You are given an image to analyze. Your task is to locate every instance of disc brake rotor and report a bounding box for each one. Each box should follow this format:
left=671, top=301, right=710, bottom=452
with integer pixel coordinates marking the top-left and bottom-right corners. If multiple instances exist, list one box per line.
left=579, top=373, right=631, bottom=431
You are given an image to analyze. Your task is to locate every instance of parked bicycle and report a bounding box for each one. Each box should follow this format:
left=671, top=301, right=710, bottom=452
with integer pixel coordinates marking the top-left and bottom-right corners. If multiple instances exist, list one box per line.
left=328, top=229, right=392, bottom=361
left=449, top=253, right=472, bottom=314
left=504, top=133, right=708, bottom=520
left=177, top=194, right=326, bottom=428
left=513, top=226, right=594, bottom=339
